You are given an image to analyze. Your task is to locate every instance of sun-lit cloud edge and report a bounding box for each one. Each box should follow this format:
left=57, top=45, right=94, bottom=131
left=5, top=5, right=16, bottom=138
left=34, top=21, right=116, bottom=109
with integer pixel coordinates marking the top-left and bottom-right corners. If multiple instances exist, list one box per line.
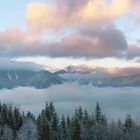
left=0, top=0, right=140, bottom=70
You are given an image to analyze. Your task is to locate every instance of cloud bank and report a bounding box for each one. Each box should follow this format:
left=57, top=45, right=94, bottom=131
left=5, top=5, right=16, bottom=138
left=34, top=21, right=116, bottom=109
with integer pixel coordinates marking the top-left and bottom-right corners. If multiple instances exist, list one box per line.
left=0, top=0, right=140, bottom=60
left=27, top=0, right=129, bottom=32
left=0, top=26, right=133, bottom=59
left=0, top=58, right=42, bottom=71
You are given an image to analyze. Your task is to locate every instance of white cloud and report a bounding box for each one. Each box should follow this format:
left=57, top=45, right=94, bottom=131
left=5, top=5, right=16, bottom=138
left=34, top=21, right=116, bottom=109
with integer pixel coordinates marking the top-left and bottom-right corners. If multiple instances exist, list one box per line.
left=0, top=58, right=43, bottom=71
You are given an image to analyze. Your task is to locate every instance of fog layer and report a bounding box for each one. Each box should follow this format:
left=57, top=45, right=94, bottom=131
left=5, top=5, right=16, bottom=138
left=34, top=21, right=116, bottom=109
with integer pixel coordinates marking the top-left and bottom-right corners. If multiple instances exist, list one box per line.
left=0, top=83, right=140, bottom=120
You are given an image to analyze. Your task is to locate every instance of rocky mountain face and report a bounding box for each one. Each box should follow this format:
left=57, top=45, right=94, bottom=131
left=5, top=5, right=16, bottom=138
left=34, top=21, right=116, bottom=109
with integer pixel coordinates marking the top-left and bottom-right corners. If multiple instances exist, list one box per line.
left=0, top=70, right=64, bottom=89
left=55, top=65, right=98, bottom=74
left=28, top=70, right=64, bottom=88
left=0, top=68, right=140, bottom=89
left=79, top=74, right=140, bottom=87
left=103, top=74, right=140, bottom=87
left=55, top=66, right=140, bottom=87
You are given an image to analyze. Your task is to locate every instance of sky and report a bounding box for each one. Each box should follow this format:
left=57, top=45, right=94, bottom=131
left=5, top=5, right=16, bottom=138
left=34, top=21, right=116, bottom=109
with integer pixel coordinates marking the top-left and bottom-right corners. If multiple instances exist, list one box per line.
left=1, top=0, right=140, bottom=70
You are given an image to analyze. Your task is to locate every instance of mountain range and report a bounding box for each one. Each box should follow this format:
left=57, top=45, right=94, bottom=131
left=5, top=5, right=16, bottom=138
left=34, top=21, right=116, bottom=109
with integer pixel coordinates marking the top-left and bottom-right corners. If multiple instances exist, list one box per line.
left=0, top=70, right=64, bottom=89
left=55, top=65, right=140, bottom=87
left=0, top=66, right=140, bottom=89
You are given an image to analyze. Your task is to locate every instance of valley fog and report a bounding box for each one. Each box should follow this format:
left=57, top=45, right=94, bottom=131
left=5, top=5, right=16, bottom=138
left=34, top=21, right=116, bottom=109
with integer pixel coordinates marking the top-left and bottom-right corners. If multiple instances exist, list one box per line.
left=0, top=82, right=140, bottom=121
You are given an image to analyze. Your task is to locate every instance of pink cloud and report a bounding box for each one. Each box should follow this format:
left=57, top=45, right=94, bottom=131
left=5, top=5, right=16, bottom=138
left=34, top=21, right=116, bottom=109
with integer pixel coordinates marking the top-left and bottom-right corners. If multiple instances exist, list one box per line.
left=0, top=26, right=139, bottom=60
left=0, top=25, right=138, bottom=60
left=0, top=28, right=24, bottom=44
left=0, top=28, right=47, bottom=56
left=26, top=0, right=130, bottom=32
left=127, top=44, right=140, bottom=59
left=0, top=0, right=140, bottom=59
left=45, top=26, right=127, bottom=58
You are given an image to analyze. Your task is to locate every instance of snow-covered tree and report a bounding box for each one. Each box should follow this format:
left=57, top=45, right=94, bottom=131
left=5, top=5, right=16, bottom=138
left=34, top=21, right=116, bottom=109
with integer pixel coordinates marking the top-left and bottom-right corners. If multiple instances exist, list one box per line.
left=16, top=118, right=38, bottom=140
left=59, top=115, right=67, bottom=140
left=0, top=100, right=140, bottom=140
left=0, top=125, right=13, bottom=140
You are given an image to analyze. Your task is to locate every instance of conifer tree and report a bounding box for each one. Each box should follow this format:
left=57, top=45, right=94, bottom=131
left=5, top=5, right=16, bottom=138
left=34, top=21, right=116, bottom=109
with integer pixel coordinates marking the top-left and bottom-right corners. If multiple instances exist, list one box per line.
left=123, top=114, right=135, bottom=133
left=16, top=118, right=38, bottom=140
left=59, top=115, right=67, bottom=140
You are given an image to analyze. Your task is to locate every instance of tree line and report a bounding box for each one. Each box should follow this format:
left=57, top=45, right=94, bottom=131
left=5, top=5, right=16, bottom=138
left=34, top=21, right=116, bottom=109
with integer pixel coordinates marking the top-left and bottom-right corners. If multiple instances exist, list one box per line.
left=0, top=101, right=140, bottom=140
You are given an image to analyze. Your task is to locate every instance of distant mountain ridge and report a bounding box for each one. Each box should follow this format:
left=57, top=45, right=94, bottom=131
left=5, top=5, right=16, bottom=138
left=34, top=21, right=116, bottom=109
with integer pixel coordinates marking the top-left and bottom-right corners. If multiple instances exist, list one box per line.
left=0, top=68, right=140, bottom=89
left=55, top=65, right=98, bottom=74
left=103, top=73, right=140, bottom=87
left=55, top=66, right=140, bottom=87
left=0, top=70, right=64, bottom=89
left=78, top=73, right=140, bottom=87
left=28, top=70, right=64, bottom=88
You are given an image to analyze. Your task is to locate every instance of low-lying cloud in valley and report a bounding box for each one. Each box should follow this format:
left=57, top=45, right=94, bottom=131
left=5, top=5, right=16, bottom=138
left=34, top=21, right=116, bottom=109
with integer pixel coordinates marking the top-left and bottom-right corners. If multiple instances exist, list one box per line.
left=0, top=82, right=140, bottom=121
left=0, top=58, right=43, bottom=71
